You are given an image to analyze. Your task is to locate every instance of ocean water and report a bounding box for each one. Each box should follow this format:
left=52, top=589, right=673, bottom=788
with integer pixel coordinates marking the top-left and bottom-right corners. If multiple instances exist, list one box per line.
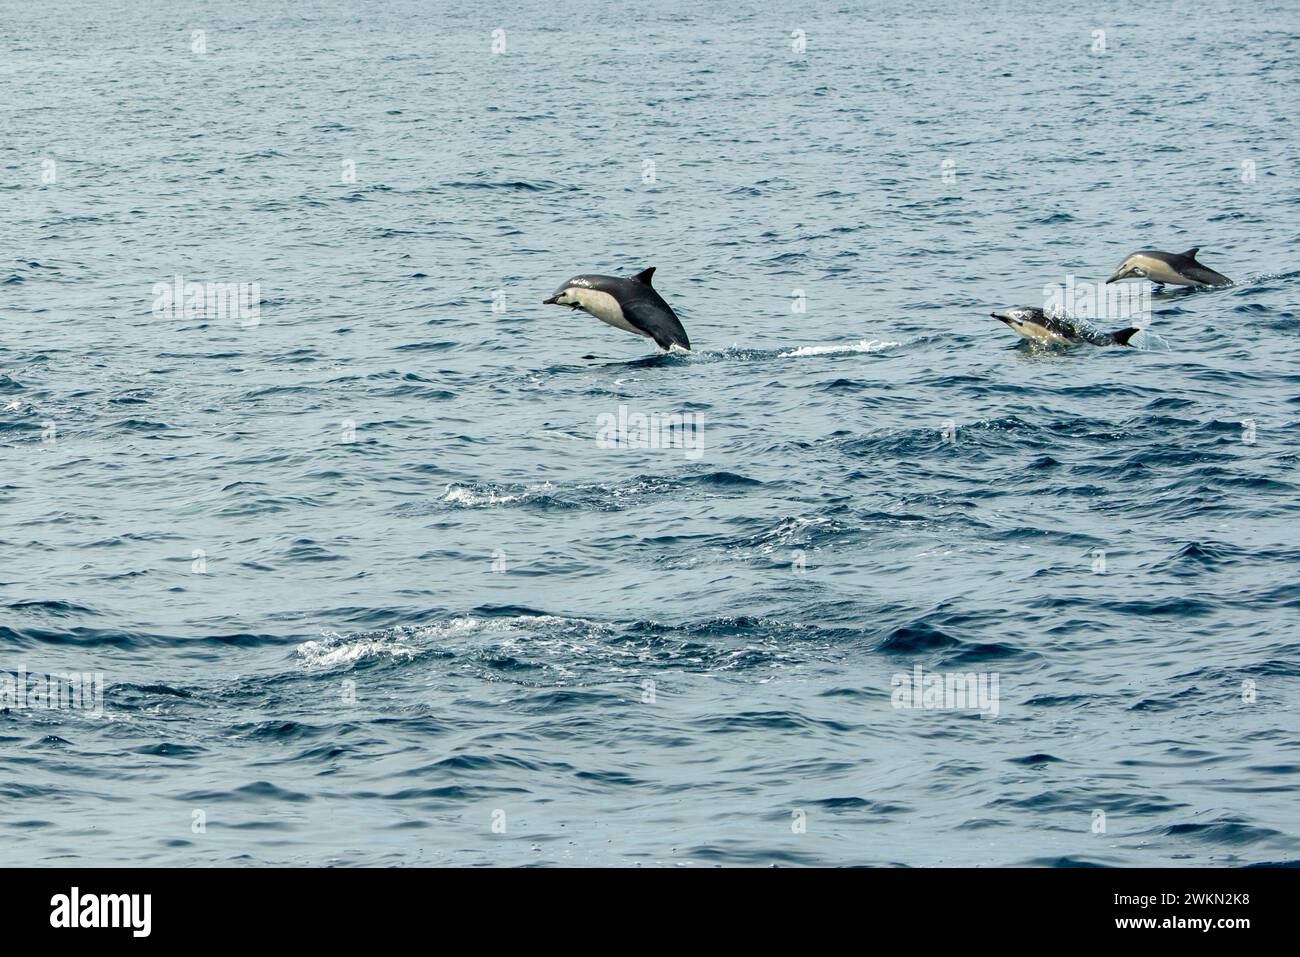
left=3, top=0, right=1299, bottom=867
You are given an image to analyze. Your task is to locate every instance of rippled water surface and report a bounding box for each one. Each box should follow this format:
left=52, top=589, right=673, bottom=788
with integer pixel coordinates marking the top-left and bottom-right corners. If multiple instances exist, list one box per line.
left=3, top=0, right=1299, bottom=866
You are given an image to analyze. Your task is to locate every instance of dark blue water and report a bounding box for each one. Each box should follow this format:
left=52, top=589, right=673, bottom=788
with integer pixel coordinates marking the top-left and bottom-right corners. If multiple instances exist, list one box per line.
left=3, top=0, right=1299, bottom=866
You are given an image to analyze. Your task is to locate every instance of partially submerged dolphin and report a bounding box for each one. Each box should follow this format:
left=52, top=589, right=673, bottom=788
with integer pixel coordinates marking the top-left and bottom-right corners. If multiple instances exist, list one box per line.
left=991, top=307, right=1141, bottom=347
left=1106, top=248, right=1232, bottom=288
left=543, top=267, right=690, bottom=351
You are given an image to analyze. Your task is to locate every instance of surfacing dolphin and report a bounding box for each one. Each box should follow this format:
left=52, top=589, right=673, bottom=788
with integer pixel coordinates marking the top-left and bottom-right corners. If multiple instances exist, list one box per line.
left=1106, top=248, right=1232, bottom=288
left=543, top=267, right=690, bottom=351
left=991, top=307, right=1141, bottom=347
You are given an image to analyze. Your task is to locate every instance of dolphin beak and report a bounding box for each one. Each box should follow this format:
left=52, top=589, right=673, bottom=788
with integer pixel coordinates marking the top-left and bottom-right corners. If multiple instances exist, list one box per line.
left=542, top=295, right=559, bottom=305
left=990, top=311, right=1012, bottom=324
left=1104, top=270, right=1124, bottom=284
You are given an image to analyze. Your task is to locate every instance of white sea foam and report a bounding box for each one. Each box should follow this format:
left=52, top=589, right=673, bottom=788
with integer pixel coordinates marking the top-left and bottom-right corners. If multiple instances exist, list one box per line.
left=442, top=483, right=532, bottom=506
left=296, top=631, right=418, bottom=668
left=779, top=339, right=901, bottom=357
left=295, top=615, right=609, bottom=671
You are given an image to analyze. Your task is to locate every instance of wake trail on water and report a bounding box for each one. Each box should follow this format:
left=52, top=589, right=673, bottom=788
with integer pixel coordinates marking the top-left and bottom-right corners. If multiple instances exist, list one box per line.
left=585, top=338, right=905, bottom=368
left=1152, top=269, right=1300, bottom=300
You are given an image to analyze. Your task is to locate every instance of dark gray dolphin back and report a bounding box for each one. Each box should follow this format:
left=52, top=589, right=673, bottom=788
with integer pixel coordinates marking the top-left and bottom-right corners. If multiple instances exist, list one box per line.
left=1035, top=309, right=1112, bottom=345
left=582, top=267, right=691, bottom=350
left=1049, top=312, right=1141, bottom=347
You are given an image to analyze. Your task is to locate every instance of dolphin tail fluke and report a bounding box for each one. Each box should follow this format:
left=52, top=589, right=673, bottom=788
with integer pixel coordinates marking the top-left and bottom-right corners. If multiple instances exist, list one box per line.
left=651, top=328, right=690, bottom=351
left=1182, top=248, right=1233, bottom=285
left=1111, top=327, right=1141, bottom=347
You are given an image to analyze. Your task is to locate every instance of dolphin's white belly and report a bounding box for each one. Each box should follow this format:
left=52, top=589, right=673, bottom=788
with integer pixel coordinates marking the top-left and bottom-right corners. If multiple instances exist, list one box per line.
left=574, top=288, right=648, bottom=337
left=1132, top=255, right=1191, bottom=285
left=1015, top=320, right=1072, bottom=344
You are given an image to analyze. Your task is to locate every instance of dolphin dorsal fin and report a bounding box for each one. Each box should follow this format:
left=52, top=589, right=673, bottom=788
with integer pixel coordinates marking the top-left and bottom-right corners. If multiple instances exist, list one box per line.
left=1181, top=247, right=1201, bottom=260
left=632, top=267, right=655, bottom=286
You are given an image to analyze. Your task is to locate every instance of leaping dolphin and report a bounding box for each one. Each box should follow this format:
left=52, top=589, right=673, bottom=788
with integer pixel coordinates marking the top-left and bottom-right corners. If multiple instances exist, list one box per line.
left=543, top=267, right=691, bottom=351
left=991, top=307, right=1141, bottom=347
left=1106, top=248, right=1232, bottom=288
